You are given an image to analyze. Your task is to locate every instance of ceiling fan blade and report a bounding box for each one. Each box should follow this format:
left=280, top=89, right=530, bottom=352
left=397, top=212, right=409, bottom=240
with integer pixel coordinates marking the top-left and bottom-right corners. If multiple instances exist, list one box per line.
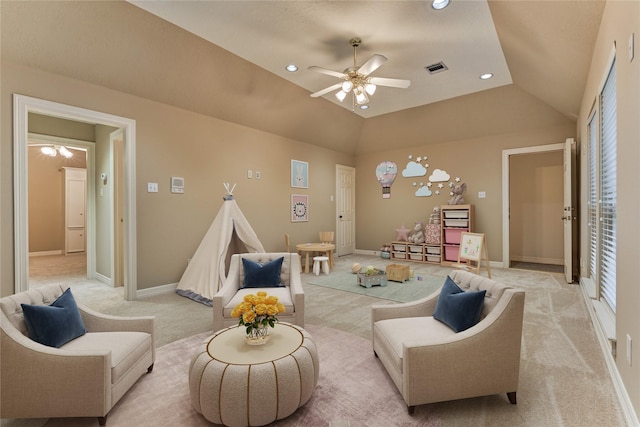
left=368, top=77, right=411, bottom=89
left=308, top=66, right=346, bottom=79
left=310, top=83, right=343, bottom=98
left=357, top=54, right=388, bottom=76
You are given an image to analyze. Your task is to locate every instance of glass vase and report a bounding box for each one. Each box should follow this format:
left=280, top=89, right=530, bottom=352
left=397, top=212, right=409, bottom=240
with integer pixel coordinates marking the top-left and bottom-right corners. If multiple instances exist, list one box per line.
left=245, top=324, right=270, bottom=346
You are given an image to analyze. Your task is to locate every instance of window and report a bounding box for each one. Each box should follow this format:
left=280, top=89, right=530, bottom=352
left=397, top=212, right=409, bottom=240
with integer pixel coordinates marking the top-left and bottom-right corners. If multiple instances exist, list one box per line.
left=587, top=113, right=597, bottom=282
left=587, top=58, right=617, bottom=312
left=599, top=59, right=617, bottom=311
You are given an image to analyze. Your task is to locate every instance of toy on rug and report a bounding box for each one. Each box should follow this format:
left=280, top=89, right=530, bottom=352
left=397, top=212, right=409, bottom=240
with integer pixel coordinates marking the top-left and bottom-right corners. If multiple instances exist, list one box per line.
left=407, top=221, right=425, bottom=244
left=448, top=182, right=467, bottom=205
left=351, top=263, right=362, bottom=274
left=380, top=244, right=391, bottom=259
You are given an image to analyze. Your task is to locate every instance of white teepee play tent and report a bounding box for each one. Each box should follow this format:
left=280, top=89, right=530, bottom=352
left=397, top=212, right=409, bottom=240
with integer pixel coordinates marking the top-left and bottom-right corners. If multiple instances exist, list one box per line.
left=176, top=184, right=265, bottom=305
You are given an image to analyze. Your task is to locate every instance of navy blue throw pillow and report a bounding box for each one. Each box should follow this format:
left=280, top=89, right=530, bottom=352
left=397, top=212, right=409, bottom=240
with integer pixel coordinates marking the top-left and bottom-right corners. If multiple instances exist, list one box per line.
left=21, top=288, right=87, bottom=348
left=241, top=257, right=285, bottom=288
left=433, top=276, right=486, bottom=332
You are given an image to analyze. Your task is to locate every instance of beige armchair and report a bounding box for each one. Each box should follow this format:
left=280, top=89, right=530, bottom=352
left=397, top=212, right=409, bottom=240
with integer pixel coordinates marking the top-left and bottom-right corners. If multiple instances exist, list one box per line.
left=213, top=252, right=304, bottom=331
left=371, top=270, right=525, bottom=414
left=1, top=283, right=155, bottom=425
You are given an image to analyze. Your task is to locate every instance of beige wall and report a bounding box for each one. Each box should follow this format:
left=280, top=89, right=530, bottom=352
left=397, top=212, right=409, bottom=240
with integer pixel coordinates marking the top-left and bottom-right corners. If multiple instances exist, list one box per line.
left=578, top=0, right=640, bottom=416
left=1, top=62, right=354, bottom=294
left=355, top=123, right=574, bottom=261
left=509, top=151, right=563, bottom=265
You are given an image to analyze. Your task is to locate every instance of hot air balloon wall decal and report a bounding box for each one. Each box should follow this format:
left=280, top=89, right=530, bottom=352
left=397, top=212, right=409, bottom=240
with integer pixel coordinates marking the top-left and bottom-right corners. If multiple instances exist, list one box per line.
left=376, top=161, right=398, bottom=199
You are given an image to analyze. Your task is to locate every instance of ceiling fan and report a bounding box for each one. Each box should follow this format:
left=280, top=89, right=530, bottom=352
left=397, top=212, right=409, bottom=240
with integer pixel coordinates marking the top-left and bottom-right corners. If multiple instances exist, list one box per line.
left=309, top=38, right=411, bottom=107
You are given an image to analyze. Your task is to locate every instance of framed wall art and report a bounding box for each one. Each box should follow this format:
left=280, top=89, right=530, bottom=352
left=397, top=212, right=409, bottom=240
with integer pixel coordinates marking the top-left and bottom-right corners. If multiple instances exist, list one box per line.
left=291, top=194, right=309, bottom=222
left=291, top=160, right=309, bottom=188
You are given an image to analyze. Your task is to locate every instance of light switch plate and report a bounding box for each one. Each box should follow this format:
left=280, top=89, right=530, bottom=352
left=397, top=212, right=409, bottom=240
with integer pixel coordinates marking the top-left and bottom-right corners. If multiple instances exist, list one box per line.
left=147, top=182, right=158, bottom=193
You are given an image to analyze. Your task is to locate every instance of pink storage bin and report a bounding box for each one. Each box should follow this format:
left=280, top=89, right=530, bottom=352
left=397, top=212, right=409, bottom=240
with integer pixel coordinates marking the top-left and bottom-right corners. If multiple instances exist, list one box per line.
left=444, top=245, right=460, bottom=261
left=444, top=228, right=464, bottom=244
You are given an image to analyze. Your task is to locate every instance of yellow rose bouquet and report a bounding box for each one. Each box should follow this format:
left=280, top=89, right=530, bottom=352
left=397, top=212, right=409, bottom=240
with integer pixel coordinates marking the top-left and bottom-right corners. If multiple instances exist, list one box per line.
left=231, top=291, right=286, bottom=339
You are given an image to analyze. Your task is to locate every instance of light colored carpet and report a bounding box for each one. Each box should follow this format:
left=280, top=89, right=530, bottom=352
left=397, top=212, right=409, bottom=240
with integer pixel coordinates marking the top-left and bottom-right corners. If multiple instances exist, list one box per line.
left=308, top=271, right=442, bottom=303
left=2, top=253, right=628, bottom=426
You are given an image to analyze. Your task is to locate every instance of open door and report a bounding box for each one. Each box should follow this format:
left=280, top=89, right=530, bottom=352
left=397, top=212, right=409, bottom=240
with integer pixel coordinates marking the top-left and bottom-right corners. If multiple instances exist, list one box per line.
left=336, top=165, right=355, bottom=256
left=563, top=138, right=577, bottom=283
left=111, top=129, right=125, bottom=287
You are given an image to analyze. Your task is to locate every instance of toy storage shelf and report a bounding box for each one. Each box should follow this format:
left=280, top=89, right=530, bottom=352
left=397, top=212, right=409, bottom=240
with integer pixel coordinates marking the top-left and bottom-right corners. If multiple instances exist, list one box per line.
left=390, top=241, right=441, bottom=264
left=440, top=204, right=474, bottom=267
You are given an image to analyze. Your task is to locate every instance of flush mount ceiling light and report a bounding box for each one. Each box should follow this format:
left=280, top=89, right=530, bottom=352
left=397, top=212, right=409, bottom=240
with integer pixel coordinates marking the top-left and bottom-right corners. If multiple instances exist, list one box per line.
left=480, top=73, right=494, bottom=80
left=432, top=0, right=450, bottom=10
left=285, top=64, right=298, bottom=72
left=309, top=38, right=411, bottom=108
left=36, top=144, right=74, bottom=158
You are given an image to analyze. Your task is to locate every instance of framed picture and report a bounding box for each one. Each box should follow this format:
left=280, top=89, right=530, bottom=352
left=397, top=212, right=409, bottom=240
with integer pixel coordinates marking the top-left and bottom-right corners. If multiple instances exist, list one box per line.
left=291, top=194, right=309, bottom=222
left=291, top=160, right=309, bottom=188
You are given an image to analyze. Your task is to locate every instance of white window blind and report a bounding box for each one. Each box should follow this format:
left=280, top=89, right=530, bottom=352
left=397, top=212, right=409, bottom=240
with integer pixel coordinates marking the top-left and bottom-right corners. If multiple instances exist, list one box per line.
left=599, top=59, right=617, bottom=312
left=587, top=113, right=597, bottom=281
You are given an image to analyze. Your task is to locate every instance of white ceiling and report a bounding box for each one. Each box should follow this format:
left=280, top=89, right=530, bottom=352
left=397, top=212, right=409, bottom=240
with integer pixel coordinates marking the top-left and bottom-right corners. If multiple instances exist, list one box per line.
left=129, top=0, right=513, bottom=118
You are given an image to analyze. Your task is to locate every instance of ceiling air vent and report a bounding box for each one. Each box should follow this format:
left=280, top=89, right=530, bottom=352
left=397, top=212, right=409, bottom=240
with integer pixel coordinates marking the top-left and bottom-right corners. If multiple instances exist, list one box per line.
left=425, top=62, right=448, bottom=74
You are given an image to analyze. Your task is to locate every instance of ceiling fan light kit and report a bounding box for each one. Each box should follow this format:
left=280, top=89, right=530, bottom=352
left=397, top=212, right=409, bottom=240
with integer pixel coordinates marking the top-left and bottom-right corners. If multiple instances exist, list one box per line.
left=38, top=144, right=74, bottom=158
left=309, top=37, right=411, bottom=109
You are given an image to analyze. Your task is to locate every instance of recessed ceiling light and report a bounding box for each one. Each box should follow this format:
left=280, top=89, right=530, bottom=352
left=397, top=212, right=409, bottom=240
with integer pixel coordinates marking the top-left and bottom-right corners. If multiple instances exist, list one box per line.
left=359, top=105, right=369, bottom=110
left=432, top=0, right=450, bottom=10
left=285, top=64, right=298, bottom=72
left=480, top=73, right=494, bottom=80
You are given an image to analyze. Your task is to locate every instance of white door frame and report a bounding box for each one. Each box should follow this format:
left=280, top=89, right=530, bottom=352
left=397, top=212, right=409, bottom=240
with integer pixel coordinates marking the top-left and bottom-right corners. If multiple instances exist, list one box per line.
left=13, top=94, right=138, bottom=300
left=502, top=143, right=565, bottom=270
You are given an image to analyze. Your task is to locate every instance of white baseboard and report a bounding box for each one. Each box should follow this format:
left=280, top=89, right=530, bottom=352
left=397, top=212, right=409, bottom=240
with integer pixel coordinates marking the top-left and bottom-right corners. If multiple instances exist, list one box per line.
left=580, top=279, right=639, bottom=427
left=95, top=272, right=112, bottom=286
left=137, top=282, right=178, bottom=299
left=510, top=255, right=563, bottom=265
left=29, top=250, right=63, bottom=257
left=354, top=249, right=505, bottom=269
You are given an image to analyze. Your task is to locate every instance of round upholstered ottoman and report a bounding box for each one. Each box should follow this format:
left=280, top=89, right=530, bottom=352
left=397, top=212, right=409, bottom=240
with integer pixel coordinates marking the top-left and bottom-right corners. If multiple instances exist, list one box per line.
left=189, top=323, right=319, bottom=427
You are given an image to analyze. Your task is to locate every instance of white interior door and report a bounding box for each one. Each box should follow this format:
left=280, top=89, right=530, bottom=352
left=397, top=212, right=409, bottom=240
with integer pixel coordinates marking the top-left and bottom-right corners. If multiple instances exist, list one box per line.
left=336, top=165, right=355, bottom=256
left=563, top=138, right=576, bottom=283
left=111, top=129, right=126, bottom=287
left=64, top=167, right=87, bottom=254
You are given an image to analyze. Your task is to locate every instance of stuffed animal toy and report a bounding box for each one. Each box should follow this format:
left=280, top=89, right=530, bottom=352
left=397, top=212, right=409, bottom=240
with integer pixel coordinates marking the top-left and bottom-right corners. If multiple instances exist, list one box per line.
left=407, top=221, right=425, bottom=244
left=429, top=206, right=441, bottom=225
left=448, top=182, right=467, bottom=205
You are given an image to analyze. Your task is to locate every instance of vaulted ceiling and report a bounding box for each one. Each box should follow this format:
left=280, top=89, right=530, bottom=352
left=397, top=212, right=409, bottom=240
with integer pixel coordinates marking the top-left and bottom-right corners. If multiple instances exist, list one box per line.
left=1, top=1, right=605, bottom=154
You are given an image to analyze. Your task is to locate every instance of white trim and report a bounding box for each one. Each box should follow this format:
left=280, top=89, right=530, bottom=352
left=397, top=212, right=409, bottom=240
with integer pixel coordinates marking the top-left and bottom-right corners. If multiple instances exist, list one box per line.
left=580, top=281, right=639, bottom=427
left=13, top=94, right=138, bottom=301
left=502, top=143, right=564, bottom=269
left=29, top=250, right=63, bottom=257
left=95, top=272, right=112, bottom=286
left=510, top=255, right=563, bottom=265
left=137, top=282, right=178, bottom=299
left=354, top=249, right=505, bottom=269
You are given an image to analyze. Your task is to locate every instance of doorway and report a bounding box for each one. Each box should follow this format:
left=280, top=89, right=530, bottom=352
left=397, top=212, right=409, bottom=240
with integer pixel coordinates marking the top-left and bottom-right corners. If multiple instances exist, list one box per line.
left=28, top=134, right=91, bottom=286
left=13, top=94, right=138, bottom=300
left=502, top=142, right=575, bottom=280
